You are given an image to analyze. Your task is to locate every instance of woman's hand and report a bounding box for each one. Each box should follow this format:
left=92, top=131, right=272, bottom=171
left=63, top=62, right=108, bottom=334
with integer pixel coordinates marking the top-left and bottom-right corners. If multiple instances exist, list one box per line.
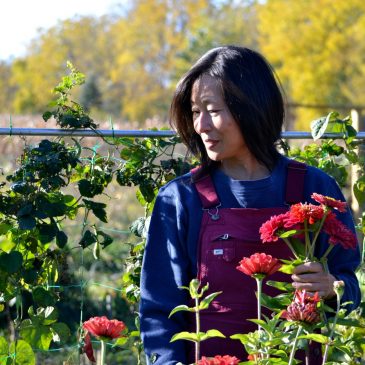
left=291, top=261, right=336, bottom=299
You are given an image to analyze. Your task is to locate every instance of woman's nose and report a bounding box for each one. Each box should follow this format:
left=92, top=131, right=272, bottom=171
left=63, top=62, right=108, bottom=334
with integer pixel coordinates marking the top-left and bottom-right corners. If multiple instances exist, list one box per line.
left=194, top=112, right=212, bottom=134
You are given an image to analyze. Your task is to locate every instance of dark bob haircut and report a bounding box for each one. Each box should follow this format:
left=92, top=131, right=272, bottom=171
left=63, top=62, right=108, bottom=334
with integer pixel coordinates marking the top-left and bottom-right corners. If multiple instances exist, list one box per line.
left=170, top=45, right=285, bottom=173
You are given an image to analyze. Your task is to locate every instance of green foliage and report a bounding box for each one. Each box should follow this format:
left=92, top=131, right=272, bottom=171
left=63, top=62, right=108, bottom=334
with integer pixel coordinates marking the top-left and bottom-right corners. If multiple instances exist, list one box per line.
left=43, top=62, right=97, bottom=129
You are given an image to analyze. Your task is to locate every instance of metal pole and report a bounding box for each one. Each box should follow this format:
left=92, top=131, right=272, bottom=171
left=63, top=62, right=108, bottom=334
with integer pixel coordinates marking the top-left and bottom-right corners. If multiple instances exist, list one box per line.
left=1, top=128, right=365, bottom=139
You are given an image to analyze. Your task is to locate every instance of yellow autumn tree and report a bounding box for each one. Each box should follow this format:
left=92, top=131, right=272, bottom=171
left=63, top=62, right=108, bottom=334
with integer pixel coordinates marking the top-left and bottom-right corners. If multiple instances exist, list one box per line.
left=10, top=16, right=110, bottom=114
left=257, top=0, right=365, bottom=129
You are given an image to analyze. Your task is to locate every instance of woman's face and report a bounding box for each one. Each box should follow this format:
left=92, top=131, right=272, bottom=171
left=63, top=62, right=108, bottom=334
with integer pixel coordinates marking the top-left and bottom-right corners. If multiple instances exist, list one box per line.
left=191, top=74, right=250, bottom=165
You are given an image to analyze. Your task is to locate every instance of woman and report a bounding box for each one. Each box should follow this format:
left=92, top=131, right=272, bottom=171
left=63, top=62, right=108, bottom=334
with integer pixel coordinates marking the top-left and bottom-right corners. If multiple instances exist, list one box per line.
left=139, top=46, right=360, bottom=364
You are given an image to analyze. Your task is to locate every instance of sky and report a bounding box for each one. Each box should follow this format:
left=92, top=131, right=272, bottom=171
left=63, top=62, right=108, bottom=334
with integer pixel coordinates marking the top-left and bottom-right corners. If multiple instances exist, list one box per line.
left=0, top=0, right=124, bottom=61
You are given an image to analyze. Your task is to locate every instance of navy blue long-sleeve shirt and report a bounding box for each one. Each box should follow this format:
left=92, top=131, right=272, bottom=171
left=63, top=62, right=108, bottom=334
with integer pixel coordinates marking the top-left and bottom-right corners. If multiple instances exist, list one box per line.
left=140, top=155, right=361, bottom=365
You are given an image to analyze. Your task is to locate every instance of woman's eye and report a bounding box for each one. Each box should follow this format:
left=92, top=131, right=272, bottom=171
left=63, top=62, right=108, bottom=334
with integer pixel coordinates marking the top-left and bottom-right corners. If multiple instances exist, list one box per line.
left=192, top=110, right=200, bottom=118
left=208, top=109, right=220, bottom=115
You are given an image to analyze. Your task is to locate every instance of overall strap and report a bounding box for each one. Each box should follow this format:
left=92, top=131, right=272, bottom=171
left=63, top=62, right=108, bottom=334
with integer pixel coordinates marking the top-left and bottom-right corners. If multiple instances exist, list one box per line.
left=191, top=167, right=220, bottom=208
left=285, top=160, right=307, bottom=204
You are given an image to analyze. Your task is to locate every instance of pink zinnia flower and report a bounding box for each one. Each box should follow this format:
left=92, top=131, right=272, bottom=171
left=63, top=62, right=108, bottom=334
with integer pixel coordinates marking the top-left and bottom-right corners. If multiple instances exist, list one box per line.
left=83, top=316, right=126, bottom=340
left=237, top=253, right=281, bottom=277
left=197, top=355, right=240, bottom=365
left=259, top=213, right=289, bottom=242
left=323, top=212, right=357, bottom=249
left=311, top=193, right=347, bottom=212
left=283, top=290, right=321, bottom=324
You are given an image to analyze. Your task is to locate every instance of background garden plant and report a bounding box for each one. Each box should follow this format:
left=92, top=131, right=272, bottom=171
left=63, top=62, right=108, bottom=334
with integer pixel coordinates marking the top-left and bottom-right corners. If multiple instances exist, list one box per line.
left=0, top=65, right=363, bottom=364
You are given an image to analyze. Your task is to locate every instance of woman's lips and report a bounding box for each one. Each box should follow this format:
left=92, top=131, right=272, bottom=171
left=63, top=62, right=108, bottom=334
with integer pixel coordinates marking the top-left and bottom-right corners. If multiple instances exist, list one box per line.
left=204, top=139, right=219, bottom=148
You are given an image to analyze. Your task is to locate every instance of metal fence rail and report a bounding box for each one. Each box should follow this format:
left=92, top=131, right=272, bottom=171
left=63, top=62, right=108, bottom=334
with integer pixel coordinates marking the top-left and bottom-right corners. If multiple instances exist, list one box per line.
left=1, top=128, right=365, bottom=139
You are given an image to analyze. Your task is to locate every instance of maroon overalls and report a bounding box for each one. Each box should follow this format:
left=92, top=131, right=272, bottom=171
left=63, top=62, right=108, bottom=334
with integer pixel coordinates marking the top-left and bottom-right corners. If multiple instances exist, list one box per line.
left=188, top=162, right=322, bottom=364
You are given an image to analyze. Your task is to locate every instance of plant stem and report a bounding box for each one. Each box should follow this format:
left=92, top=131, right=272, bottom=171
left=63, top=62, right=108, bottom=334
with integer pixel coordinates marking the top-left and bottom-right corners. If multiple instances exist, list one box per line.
left=320, top=244, right=334, bottom=261
left=100, top=340, right=106, bottom=365
left=309, top=211, right=328, bottom=258
left=283, top=238, right=299, bottom=259
left=256, top=277, right=263, bottom=331
left=288, top=325, right=302, bottom=365
left=195, top=297, right=200, bottom=364
left=304, top=220, right=310, bottom=258
left=322, top=292, right=341, bottom=364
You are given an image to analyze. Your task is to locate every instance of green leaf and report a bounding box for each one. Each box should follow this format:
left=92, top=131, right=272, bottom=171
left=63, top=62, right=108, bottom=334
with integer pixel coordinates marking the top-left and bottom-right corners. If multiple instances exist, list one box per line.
left=290, top=238, right=306, bottom=257
left=79, top=230, right=97, bottom=248
left=0, top=336, right=8, bottom=365
left=19, top=324, right=53, bottom=351
left=298, top=333, right=329, bottom=344
left=18, top=216, right=36, bottom=230
left=261, top=292, right=291, bottom=311
left=230, top=333, right=250, bottom=343
left=56, top=231, right=68, bottom=248
left=129, top=217, right=145, bottom=238
left=169, top=305, right=194, bottom=318
left=78, top=179, right=95, bottom=197
left=22, top=269, right=38, bottom=284
left=17, top=204, right=33, bottom=217
left=9, top=339, right=35, bottom=365
left=38, top=223, right=58, bottom=244
left=113, top=336, right=128, bottom=347
left=50, top=322, right=70, bottom=343
left=332, top=317, right=364, bottom=328
left=266, top=281, right=293, bottom=292
left=199, top=329, right=225, bottom=341
left=83, top=199, right=108, bottom=223
left=39, top=307, right=59, bottom=325
left=170, top=331, right=199, bottom=343
left=32, top=287, right=56, bottom=307
left=139, top=182, right=155, bottom=203
left=42, top=111, right=53, bottom=121
left=96, top=230, right=113, bottom=248
left=199, top=291, right=222, bottom=310
left=0, top=251, right=23, bottom=274
left=0, top=222, right=12, bottom=236
left=279, top=230, right=298, bottom=238
left=311, top=111, right=339, bottom=140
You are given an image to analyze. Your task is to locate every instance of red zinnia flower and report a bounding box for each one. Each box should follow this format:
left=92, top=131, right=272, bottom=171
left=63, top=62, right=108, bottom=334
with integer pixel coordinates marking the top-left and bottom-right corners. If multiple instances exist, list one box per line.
left=83, top=333, right=96, bottom=362
left=197, top=355, right=240, bottom=365
left=283, top=290, right=321, bottom=324
left=286, top=203, right=325, bottom=225
left=237, top=253, right=281, bottom=277
left=311, top=193, right=347, bottom=213
left=259, top=213, right=289, bottom=242
left=323, top=212, right=357, bottom=249
left=83, top=316, right=126, bottom=340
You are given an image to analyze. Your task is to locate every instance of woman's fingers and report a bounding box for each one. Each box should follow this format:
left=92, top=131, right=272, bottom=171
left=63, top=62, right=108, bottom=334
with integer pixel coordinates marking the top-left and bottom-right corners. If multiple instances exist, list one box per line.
left=291, top=261, right=336, bottom=299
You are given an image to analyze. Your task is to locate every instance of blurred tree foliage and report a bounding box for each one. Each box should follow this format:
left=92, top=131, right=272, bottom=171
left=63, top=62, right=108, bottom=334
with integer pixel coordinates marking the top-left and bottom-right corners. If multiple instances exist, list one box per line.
left=258, top=0, right=365, bottom=129
left=2, top=0, right=365, bottom=128
left=2, top=0, right=256, bottom=122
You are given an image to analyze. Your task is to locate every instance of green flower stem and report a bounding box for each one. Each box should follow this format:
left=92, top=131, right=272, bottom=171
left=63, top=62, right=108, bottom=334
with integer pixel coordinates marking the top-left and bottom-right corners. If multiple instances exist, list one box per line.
left=283, top=238, right=299, bottom=259
left=195, top=297, right=200, bottom=365
left=320, top=244, right=334, bottom=262
left=309, top=211, right=329, bottom=258
left=322, top=291, right=341, bottom=364
left=100, top=340, right=106, bottom=365
left=255, top=277, right=263, bottom=331
left=288, top=325, right=302, bottom=365
left=304, top=220, right=310, bottom=258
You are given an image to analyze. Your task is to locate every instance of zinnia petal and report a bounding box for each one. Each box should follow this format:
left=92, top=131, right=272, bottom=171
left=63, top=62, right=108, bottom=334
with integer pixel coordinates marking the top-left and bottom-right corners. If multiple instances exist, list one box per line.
left=83, top=316, right=126, bottom=340
left=237, top=253, right=281, bottom=277
left=311, top=193, right=347, bottom=212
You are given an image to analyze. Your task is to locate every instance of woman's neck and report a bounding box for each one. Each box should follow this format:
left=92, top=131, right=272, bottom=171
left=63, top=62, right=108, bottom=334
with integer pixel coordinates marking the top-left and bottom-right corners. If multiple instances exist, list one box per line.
left=220, top=158, right=270, bottom=181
